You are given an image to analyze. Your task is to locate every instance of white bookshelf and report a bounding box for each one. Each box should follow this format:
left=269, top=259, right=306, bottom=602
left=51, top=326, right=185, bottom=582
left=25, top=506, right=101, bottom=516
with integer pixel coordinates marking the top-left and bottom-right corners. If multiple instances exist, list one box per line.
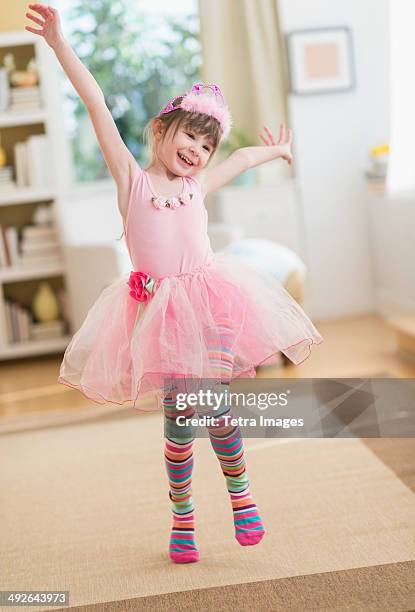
left=0, top=30, right=73, bottom=360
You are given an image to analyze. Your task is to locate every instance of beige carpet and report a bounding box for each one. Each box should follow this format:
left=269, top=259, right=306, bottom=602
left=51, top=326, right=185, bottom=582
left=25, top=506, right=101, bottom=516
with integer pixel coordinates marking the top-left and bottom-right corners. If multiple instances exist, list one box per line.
left=1, top=402, right=415, bottom=611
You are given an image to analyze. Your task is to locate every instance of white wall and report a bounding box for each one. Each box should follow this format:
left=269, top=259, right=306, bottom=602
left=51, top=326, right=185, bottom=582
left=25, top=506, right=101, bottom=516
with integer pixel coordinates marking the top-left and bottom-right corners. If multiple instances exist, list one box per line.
left=279, top=0, right=390, bottom=319
left=367, top=193, right=415, bottom=315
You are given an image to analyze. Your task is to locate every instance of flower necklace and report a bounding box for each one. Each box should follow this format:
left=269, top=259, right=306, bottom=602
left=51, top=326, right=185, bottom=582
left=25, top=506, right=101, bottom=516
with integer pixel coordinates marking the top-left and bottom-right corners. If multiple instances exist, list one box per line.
left=145, top=171, right=193, bottom=210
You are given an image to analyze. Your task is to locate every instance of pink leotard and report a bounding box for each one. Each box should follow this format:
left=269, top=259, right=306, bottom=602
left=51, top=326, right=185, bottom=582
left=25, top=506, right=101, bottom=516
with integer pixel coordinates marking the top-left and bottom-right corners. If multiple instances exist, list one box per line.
left=124, top=162, right=213, bottom=279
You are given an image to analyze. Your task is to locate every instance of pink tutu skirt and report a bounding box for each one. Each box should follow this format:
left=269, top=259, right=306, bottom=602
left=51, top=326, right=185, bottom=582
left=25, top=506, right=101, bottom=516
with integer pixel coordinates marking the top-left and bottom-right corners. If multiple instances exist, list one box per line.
left=58, top=252, right=323, bottom=411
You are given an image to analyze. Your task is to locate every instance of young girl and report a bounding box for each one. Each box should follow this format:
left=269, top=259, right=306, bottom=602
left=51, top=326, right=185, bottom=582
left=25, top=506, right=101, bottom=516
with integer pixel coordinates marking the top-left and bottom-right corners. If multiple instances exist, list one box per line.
left=26, top=4, right=323, bottom=564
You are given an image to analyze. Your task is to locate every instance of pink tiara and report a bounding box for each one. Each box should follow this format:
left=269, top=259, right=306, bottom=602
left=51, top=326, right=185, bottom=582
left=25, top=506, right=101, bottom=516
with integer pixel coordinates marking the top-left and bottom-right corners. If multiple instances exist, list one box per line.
left=157, top=83, right=232, bottom=140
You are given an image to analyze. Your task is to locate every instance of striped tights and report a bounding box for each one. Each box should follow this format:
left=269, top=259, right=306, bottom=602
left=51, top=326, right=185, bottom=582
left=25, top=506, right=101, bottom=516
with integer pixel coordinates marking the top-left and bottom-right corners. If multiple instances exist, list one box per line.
left=163, top=323, right=265, bottom=563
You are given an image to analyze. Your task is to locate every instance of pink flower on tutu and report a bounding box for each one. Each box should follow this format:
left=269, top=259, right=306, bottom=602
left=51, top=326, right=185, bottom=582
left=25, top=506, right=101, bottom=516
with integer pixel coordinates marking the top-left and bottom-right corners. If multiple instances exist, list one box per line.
left=127, top=271, right=156, bottom=302
left=167, top=197, right=181, bottom=209
left=152, top=196, right=167, bottom=209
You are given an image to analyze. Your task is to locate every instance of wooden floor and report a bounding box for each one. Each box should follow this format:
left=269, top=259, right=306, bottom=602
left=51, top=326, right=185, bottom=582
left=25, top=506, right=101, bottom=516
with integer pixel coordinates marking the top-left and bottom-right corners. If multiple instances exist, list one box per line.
left=0, top=313, right=414, bottom=419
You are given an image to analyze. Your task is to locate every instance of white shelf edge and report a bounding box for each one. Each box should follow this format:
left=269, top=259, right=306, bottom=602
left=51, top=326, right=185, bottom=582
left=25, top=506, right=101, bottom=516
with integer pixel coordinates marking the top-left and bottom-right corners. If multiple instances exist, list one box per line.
left=0, top=335, right=71, bottom=360
left=0, top=108, right=47, bottom=128
left=0, top=187, right=56, bottom=205
left=0, top=261, right=65, bottom=283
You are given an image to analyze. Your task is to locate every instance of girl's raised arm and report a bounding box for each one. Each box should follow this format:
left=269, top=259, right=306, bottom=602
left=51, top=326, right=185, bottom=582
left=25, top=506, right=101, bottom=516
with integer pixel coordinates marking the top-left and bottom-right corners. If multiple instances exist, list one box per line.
left=25, top=3, right=137, bottom=186
left=199, top=124, right=293, bottom=196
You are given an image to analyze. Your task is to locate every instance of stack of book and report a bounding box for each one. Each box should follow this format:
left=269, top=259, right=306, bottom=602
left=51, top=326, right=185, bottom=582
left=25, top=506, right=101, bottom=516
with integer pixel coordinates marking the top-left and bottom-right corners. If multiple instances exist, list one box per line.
left=0, top=223, right=62, bottom=268
left=30, top=318, right=65, bottom=341
left=0, top=166, right=15, bottom=192
left=19, top=224, right=62, bottom=266
left=9, top=85, right=42, bottom=111
left=14, top=134, right=53, bottom=188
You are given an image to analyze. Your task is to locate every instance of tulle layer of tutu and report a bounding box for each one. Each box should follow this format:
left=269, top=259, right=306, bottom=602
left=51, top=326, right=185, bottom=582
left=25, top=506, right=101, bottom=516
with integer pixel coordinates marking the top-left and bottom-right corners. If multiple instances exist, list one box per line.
left=58, top=252, right=323, bottom=411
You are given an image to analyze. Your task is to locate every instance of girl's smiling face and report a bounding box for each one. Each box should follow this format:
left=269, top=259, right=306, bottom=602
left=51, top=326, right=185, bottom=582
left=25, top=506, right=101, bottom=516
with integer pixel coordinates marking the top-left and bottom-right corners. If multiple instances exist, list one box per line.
left=155, top=122, right=214, bottom=176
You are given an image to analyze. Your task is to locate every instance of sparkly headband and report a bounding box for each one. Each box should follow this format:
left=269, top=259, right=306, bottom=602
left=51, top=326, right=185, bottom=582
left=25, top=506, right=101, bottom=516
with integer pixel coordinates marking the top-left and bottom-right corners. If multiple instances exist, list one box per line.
left=157, top=83, right=232, bottom=140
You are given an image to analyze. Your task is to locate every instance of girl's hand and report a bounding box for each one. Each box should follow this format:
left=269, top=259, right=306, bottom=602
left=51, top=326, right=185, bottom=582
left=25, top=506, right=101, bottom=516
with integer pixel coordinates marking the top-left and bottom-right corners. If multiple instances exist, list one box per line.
left=260, top=123, right=293, bottom=166
left=25, top=4, right=64, bottom=49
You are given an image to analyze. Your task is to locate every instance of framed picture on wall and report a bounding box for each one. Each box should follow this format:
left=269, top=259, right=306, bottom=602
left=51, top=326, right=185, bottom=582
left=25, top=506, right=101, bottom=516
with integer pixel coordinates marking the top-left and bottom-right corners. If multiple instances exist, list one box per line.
left=285, top=26, right=355, bottom=95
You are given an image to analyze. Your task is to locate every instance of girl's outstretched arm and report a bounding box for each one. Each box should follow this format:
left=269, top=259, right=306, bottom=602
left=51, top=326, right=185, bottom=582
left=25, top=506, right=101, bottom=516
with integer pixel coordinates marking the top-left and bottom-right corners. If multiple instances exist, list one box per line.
left=25, top=3, right=136, bottom=186
left=240, top=123, right=293, bottom=168
left=198, top=123, right=293, bottom=197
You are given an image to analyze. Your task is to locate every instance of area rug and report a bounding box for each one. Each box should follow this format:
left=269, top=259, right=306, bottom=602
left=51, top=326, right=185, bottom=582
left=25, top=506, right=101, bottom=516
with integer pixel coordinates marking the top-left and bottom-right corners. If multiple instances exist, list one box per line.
left=1, top=403, right=414, bottom=611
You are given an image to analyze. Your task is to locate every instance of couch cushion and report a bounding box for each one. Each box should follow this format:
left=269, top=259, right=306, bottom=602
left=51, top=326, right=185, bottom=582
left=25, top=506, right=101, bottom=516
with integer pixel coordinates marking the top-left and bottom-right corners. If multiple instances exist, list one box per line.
left=220, top=238, right=306, bottom=284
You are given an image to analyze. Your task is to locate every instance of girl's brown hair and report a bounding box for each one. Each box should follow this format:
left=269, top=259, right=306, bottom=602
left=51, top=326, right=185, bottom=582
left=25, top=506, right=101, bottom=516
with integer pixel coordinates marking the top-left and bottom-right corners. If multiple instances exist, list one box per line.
left=143, top=96, right=222, bottom=168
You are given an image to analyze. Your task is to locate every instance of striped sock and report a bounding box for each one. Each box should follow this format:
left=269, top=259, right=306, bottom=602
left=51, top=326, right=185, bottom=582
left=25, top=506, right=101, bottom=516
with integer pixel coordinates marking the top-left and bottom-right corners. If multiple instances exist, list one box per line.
left=207, top=405, right=265, bottom=546
left=163, top=388, right=199, bottom=563
left=205, top=322, right=265, bottom=546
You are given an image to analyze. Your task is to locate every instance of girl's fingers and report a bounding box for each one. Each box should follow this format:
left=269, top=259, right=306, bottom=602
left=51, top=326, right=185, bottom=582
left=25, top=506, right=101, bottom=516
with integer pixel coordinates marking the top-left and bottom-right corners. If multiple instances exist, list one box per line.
left=260, top=133, right=269, bottom=146
left=263, top=125, right=273, bottom=139
left=287, top=128, right=293, bottom=143
left=263, top=125, right=275, bottom=145
left=28, top=3, right=49, bottom=16
left=26, top=12, right=45, bottom=26
left=24, top=26, right=43, bottom=34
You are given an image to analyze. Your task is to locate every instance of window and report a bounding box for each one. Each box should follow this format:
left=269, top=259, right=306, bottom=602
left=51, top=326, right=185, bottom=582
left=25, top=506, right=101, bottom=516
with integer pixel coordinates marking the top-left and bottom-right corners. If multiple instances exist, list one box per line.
left=58, top=0, right=201, bottom=183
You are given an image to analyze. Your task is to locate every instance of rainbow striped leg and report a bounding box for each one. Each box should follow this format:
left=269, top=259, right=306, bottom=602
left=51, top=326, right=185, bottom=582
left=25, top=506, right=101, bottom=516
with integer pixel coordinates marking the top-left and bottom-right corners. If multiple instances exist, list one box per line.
left=205, top=324, right=266, bottom=546
left=163, top=386, right=199, bottom=563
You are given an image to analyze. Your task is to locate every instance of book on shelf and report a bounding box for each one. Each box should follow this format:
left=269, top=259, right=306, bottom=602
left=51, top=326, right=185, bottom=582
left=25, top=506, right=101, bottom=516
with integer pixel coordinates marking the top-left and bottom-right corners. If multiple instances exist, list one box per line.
left=21, top=242, right=60, bottom=255
left=13, top=134, right=54, bottom=188
left=15, top=141, right=28, bottom=188
left=0, top=224, right=12, bottom=266
left=9, top=101, right=42, bottom=111
left=18, top=255, right=63, bottom=267
left=27, top=135, right=52, bottom=188
left=19, top=304, right=31, bottom=341
left=22, top=225, right=58, bottom=240
left=57, top=289, right=71, bottom=330
left=0, top=166, right=16, bottom=192
left=0, top=167, right=13, bottom=180
left=19, top=254, right=61, bottom=266
left=0, top=67, right=10, bottom=112
left=4, top=299, right=32, bottom=343
left=6, top=226, right=19, bottom=265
